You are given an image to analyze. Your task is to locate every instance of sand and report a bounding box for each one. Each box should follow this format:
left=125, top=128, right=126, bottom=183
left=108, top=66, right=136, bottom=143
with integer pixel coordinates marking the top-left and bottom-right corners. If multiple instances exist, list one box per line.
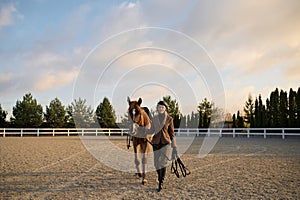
left=0, top=136, right=299, bottom=200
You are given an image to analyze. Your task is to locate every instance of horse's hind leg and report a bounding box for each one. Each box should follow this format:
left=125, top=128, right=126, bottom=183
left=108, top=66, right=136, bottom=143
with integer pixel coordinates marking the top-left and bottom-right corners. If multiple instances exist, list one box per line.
left=141, top=141, right=149, bottom=185
left=134, top=145, right=142, bottom=177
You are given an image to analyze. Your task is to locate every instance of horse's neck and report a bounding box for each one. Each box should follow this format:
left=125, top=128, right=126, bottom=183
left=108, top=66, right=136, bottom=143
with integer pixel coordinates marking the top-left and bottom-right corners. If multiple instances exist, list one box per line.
left=140, top=109, right=151, bottom=129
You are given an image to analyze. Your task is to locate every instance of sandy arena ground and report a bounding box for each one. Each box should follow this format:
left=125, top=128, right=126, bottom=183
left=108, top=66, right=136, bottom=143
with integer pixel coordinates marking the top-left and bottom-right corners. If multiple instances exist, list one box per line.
left=0, top=136, right=299, bottom=200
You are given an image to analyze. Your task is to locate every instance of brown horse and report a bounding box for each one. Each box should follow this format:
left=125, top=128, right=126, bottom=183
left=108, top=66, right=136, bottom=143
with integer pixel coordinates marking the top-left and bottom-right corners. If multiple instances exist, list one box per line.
left=127, top=97, right=152, bottom=184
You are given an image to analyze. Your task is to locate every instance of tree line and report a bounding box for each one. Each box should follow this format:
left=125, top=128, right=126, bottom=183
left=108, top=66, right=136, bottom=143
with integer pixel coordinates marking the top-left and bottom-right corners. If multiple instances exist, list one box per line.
left=0, top=93, right=117, bottom=128
left=0, top=87, right=299, bottom=128
left=242, top=87, right=300, bottom=128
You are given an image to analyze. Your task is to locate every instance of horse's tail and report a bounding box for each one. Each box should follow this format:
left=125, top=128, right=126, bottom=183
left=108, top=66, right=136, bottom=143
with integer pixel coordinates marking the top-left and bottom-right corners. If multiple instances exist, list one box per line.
left=142, top=107, right=152, bottom=120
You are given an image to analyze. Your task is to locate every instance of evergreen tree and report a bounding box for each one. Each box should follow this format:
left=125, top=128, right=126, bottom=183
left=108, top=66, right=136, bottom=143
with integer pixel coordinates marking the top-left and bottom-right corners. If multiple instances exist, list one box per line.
left=232, top=113, right=236, bottom=128
left=243, top=94, right=254, bottom=127
left=237, top=111, right=244, bottom=128
left=266, top=98, right=271, bottom=127
left=163, top=96, right=181, bottom=128
left=197, top=98, right=212, bottom=128
left=0, top=104, right=7, bottom=127
left=180, top=114, right=187, bottom=128
left=269, top=88, right=280, bottom=127
left=67, top=98, right=94, bottom=128
left=254, top=98, right=259, bottom=128
left=45, top=98, right=66, bottom=128
left=11, top=93, right=43, bottom=127
left=296, top=88, right=300, bottom=127
left=198, top=110, right=203, bottom=128
left=95, top=97, right=117, bottom=128
left=279, top=90, right=288, bottom=127
left=259, top=95, right=267, bottom=127
left=288, top=88, right=297, bottom=127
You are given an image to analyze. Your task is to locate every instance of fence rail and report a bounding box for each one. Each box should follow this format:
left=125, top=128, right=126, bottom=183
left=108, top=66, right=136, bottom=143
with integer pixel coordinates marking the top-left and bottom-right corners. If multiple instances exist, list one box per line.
left=0, top=128, right=300, bottom=139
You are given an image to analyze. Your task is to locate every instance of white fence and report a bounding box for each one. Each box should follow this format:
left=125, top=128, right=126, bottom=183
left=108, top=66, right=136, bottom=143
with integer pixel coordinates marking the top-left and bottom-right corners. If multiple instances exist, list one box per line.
left=0, top=128, right=300, bottom=139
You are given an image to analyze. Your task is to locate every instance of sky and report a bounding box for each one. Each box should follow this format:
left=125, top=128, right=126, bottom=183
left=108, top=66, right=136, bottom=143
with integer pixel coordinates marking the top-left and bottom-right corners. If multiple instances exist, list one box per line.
left=0, top=0, right=299, bottom=121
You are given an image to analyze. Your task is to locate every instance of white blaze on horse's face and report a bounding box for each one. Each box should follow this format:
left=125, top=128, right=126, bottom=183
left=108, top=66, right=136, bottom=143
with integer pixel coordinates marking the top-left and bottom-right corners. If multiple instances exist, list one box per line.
left=131, top=108, right=139, bottom=134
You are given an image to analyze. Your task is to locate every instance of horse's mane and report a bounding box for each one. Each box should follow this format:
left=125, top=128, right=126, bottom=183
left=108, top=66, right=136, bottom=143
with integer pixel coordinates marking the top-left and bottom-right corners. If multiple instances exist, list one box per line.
left=142, top=107, right=152, bottom=120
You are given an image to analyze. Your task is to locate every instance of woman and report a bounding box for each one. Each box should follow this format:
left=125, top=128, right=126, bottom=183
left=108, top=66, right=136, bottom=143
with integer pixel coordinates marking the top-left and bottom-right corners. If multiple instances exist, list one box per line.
left=149, top=100, right=178, bottom=192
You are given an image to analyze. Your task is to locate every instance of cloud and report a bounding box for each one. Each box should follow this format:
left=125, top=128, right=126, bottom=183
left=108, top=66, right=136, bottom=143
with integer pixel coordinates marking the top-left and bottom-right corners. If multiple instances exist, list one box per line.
left=0, top=4, right=16, bottom=28
left=285, top=63, right=300, bottom=80
left=34, top=69, right=78, bottom=91
left=181, top=0, right=300, bottom=76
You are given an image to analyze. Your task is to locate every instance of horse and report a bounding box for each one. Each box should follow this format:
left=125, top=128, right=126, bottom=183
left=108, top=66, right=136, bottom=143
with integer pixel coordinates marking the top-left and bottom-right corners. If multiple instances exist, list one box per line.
left=127, top=97, right=152, bottom=185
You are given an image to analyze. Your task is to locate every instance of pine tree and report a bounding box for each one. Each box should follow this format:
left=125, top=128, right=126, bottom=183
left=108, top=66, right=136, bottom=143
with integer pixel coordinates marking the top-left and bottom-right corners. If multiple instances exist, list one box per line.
left=279, top=90, right=288, bottom=127
left=254, top=98, right=259, bottom=128
left=67, top=98, right=94, bottom=128
left=269, top=88, right=280, bottom=127
left=288, top=88, right=297, bottom=127
left=45, top=98, right=66, bottom=128
left=266, top=98, right=271, bottom=127
left=296, top=87, right=300, bottom=127
left=95, top=97, right=117, bottom=128
left=198, top=98, right=212, bottom=128
left=180, top=114, right=187, bottom=128
left=11, top=93, right=43, bottom=128
left=237, top=111, right=244, bottom=128
left=0, top=104, right=7, bottom=127
left=163, top=96, right=181, bottom=128
left=258, top=95, right=267, bottom=127
left=232, top=113, right=236, bottom=128
left=243, top=94, right=254, bottom=127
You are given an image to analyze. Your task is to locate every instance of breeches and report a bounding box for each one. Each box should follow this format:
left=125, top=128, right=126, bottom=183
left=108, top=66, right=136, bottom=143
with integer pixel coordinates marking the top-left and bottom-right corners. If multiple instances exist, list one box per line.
left=153, top=143, right=171, bottom=170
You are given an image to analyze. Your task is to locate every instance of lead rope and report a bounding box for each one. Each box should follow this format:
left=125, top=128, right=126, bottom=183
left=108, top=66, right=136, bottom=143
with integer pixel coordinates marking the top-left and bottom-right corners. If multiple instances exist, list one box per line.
left=171, top=154, right=191, bottom=178
left=145, top=138, right=191, bottom=178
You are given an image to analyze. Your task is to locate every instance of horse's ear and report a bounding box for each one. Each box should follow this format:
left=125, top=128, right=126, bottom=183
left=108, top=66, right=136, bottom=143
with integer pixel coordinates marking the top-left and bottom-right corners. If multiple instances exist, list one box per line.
left=127, top=96, right=131, bottom=105
left=137, top=98, right=142, bottom=105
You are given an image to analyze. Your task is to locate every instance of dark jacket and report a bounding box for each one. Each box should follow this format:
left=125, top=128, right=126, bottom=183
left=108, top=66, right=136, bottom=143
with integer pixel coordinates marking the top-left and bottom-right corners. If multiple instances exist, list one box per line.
left=149, top=112, right=176, bottom=148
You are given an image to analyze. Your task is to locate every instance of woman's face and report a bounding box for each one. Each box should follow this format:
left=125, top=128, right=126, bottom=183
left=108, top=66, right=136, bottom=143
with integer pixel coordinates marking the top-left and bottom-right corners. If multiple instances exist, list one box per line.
left=157, top=105, right=166, bottom=114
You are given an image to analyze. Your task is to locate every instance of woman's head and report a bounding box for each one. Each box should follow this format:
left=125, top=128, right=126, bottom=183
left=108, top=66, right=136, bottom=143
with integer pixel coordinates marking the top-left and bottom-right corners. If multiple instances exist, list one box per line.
left=157, top=100, right=168, bottom=114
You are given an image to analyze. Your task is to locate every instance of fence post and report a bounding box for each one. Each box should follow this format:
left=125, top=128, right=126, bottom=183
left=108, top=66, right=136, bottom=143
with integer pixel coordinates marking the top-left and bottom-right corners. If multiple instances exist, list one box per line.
left=207, top=128, right=210, bottom=137
left=233, top=129, right=235, bottom=138
left=282, top=129, right=285, bottom=139
left=82, top=129, right=84, bottom=136
left=219, top=129, right=222, bottom=137
left=108, top=129, right=111, bottom=136
left=21, top=129, right=23, bottom=137
left=3, top=128, right=5, bottom=137
left=96, top=129, right=98, bottom=136
left=247, top=129, right=250, bottom=138
left=264, top=129, right=266, bottom=139
left=53, top=129, right=55, bottom=136
left=37, top=129, right=39, bottom=137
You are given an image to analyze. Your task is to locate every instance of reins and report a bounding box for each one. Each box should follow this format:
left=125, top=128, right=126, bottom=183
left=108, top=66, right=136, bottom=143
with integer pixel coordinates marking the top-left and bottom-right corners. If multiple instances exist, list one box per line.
left=171, top=155, right=191, bottom=178
left=145, top=138, right=191, bottom=178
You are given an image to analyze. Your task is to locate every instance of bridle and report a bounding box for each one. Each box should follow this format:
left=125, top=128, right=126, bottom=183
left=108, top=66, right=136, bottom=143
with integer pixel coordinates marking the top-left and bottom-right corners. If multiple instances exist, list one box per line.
left=127, top=107, right=146, bottom=149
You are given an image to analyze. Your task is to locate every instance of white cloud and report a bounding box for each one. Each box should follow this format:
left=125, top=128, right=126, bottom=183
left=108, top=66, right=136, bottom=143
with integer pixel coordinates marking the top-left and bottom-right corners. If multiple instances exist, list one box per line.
left=34, top=70, right=78, bottom=91
left=0, top=4, right=17, bottom=28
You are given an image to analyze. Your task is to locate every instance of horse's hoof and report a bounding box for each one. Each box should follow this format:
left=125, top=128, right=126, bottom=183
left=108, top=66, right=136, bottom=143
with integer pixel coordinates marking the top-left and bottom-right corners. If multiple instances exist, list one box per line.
left=142, top=179, right=148, bottom=185
left=135, top=173, right=142, bottom=178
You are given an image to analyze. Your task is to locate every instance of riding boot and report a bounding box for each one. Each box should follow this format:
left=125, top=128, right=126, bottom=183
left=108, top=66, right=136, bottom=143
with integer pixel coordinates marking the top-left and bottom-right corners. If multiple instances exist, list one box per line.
left=157, top=168, right=166, bottom=192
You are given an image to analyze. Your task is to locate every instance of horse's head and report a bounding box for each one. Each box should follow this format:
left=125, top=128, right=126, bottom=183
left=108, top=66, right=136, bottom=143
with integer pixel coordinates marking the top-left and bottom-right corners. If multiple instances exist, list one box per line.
left=127, top=97, right=151, bottom=135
